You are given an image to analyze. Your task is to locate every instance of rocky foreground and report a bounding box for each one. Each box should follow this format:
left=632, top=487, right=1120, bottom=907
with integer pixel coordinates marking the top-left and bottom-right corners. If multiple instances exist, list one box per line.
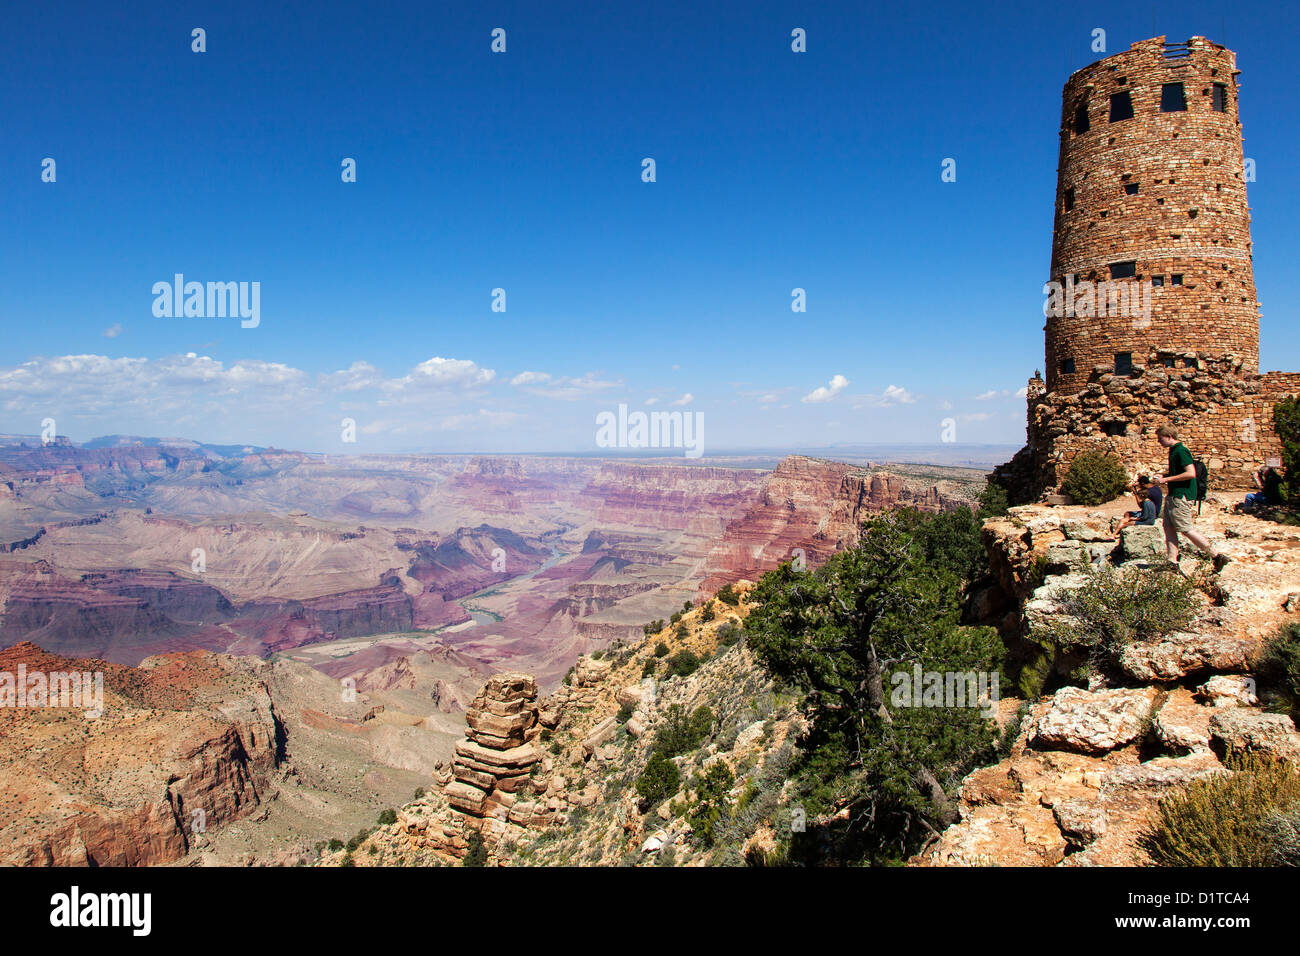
left=921, top=495, right=1300, bottom=865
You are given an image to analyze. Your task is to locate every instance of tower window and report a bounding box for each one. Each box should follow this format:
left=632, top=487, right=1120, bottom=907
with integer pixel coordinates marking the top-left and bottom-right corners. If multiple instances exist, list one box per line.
left=1152, top=275, right=1164, bottom=287
left=1059, top=357, right=1076, bottom=375
left=1109, top=91, right=1134, bottom=122
left=1212, top=84, right=1228, bottom=112
left=1064, top=187, right=1076, bottom=212
left=1159, top=353, right=1176, bottom=367
left=1074, top=101, right=1090, bottom=134
left=1160, top=83, right=1187, bottom=112
left=1124, top=183, right=1139, bottom=196
left=1110, top=260, right=1137, bottom=279
left=1102, top=422, right=1128, bottom=437
left=1115, top=352, right=1133, bottom=376
left=1171, top=274, right=1183, bottom=286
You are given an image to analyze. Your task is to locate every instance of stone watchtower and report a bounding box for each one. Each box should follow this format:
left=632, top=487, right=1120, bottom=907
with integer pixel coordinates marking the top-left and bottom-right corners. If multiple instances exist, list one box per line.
left=998, top=36, right=1299, bottom=500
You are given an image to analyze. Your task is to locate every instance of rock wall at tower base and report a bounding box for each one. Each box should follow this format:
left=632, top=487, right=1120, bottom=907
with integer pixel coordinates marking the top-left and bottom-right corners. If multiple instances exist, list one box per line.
left=995, top=359, right=1299, bottom=501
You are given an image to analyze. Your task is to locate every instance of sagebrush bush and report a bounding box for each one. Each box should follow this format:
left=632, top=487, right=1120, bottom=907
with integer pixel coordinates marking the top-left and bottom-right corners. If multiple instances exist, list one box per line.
left=1061, top=451, right=1129, bottom=505
left=1257, top=622, right=1300, bottom=723
left=1047, top=564, right=1201, bottom=664
left=1260, top=804, right=1300, bottom=867
left=716, top=621, right=742, bottom=647
left=715, top=583, right=741, bottom=606
left=1139, top=753, right=1300, bottom=866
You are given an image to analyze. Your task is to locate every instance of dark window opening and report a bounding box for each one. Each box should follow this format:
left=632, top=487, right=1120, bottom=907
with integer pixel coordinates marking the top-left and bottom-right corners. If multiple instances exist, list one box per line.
left=1152, top=275, right=1164, bottom=287
left=1059, top=358, right=1076, bottom=375
left=1102, top=421, right=1128, bottom=437
left=1160, top=83, right=1187, bottom=112
left=1110, top=260, right=1137, bottom=279
left=1074, top=102, right=1090, bottom=134
left=1160, top=354, right=1176, bottom=368
left=1212, top=84, right=1228, bottom=112
left=1109, top=91, right=1134, bottom=122
left=1115, top=352, right=1133, bottom=376
left=1171, top=274, right=1183, bottom=286
left=1124, top=183, right=1139, bottom=195
left=1064, top=187, right=1075, bottom=211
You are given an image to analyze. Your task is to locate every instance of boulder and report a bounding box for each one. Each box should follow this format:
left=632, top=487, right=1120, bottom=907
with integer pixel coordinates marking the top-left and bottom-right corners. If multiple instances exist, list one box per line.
left=1030, top=686, right=1156, bottom=754
left=616, top=685, right=644, bottom=708
left=1061, top=519, right=1114, bottom=542
left=1052, top=799, right=1106, bottom=847
left=1118, top=630, right=1253, bottom=682
left=1151, top=689, right=1212, bottom=753
left=1209, top=710, right=1300, bottom=760
left=581, top=715, right=618, bottom=757
left=1196, top=675, right=1258, bottom=708
left=1120, top=524, right=1166, bottom=563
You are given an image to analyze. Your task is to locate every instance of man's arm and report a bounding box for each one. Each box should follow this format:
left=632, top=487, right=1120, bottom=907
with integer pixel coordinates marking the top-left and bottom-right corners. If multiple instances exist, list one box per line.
left=1154, top=465, right=1196, bottom=486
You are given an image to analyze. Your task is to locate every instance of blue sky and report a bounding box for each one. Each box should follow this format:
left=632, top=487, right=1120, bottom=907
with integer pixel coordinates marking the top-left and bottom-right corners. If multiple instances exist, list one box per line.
left=3, top=0, right=1298, bottom=455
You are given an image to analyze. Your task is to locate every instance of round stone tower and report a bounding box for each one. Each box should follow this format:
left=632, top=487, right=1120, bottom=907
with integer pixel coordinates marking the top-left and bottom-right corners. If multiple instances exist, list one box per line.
left=993, top=36, right=1300, bottom=501
left=1046, top=35, right=1257, bottom=394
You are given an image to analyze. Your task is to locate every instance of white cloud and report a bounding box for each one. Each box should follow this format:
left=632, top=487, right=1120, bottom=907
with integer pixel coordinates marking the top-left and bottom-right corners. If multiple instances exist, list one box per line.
left=102, top=324, right=123, bottom=338
left=645, top=397, right=660, bottom=406
left=802, top=374, right=849, bottom=404
left=321, top=361, right=385, bottom=392
left=671, top=393, right=694, bottom=406
left=510, top=371, right=621, bottom=401
left=386, top=356, right=495, bottom=392
left=854, top=384, right=916, bottom=408
left=510, top=371, right=551, bottom=386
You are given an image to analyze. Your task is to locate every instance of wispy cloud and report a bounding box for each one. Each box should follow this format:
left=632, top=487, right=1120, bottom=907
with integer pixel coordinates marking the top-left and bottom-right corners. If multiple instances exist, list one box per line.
left=802, top=374, right=849, bottom=404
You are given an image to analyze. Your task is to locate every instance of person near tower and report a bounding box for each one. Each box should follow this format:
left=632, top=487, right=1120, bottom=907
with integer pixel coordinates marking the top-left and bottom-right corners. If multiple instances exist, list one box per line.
left=1151, top=425, right=1230, bottom=571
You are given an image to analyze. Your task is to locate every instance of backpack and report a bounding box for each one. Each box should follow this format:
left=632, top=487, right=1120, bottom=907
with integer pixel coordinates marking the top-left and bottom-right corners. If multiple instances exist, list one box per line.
left=1194, top=459, right=1209, bottom=514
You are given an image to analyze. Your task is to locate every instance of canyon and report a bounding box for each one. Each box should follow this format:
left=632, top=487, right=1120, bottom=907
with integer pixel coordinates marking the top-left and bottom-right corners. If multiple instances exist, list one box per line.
left=0, top=436, right=983, bottom=864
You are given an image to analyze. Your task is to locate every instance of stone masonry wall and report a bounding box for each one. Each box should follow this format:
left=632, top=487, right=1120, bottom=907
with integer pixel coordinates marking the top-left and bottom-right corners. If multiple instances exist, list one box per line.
left=1046, top=36, right=1257, bottom=394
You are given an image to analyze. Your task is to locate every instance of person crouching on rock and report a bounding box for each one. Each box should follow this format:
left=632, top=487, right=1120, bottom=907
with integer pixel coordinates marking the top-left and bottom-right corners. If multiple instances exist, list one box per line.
left=1114, top=483, right=1158, bottom=535
left=1151, top=424, right=1230, bottom=571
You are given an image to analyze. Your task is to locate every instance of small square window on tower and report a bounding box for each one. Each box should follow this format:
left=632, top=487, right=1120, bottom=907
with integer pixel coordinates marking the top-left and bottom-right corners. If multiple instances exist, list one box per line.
left=1152, top=275, right=1164, bottom=287
left=1074, top=101, right=1091, bottom=134
left=1114, top=352, right=1133, bottom=375
left=1109, top=91, right=1134, bottom=122
left=1110, top=260, right=1137, bottom=279
left=1124, top=183, right=1139, bottom=196
left=1160, top=83, right=1187, bottom=112
left=1064, top=187, right=1076, bottom=212
left=1059, top=357, right=1076, bottom=375
left=1171, top=273, right=1184, bottom=286
left=1212, top=83, right=1228, bottom=112
left=1160, top=353, right=1176, bottom=367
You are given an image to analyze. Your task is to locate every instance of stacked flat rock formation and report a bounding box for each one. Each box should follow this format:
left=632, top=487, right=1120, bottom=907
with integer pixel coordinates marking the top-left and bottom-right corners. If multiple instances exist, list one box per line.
left=442, top=673, right=544, bottom=821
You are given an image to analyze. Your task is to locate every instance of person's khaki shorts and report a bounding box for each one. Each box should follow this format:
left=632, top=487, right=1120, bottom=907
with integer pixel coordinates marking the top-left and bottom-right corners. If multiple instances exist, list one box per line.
left=1163, top=495, right=1196, bottom=540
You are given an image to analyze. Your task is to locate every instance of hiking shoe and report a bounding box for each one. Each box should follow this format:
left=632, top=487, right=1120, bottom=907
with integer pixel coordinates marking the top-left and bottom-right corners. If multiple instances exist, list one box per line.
left=1213, top=552, right=1232, bottom=572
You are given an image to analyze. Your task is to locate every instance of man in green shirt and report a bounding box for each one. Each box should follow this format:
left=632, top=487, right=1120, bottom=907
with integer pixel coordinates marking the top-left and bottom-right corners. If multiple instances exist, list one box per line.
left=1151, top=424, right=1229, bottom=570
